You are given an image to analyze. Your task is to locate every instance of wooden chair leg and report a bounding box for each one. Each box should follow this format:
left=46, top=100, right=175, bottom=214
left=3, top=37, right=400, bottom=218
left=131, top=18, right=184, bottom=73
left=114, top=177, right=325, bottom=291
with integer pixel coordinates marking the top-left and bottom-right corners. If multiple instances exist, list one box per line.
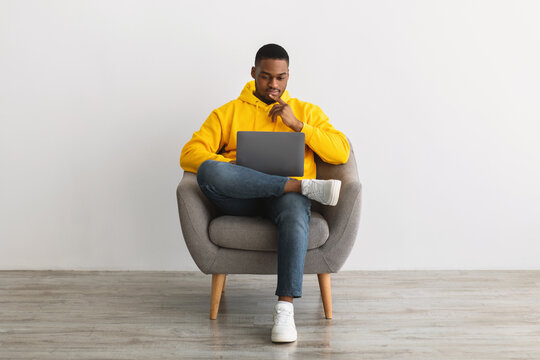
left=210, top=274, right=226, bottom=320
left=222, top=275, right=226, bottom=293
left=317, top=273, right=332, bottom=319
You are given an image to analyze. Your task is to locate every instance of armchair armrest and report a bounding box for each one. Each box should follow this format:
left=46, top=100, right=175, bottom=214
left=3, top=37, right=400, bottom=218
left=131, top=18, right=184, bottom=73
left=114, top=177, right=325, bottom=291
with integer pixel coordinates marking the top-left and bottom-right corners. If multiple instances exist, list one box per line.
left=176, top=171, right=220, bottom=273
left=314, top=144, right=362, bottom=272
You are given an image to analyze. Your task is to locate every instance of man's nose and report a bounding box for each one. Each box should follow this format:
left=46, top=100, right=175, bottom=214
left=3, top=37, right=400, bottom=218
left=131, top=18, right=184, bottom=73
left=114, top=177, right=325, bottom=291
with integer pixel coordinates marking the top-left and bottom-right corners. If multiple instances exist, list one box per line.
left=269, top=78, right=278, bottom=88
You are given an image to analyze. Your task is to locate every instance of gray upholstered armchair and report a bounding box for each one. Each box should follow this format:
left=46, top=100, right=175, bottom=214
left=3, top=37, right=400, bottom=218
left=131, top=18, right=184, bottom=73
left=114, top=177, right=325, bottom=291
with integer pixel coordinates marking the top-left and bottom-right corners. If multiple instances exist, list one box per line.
left=176, top=142, right=362, bottom=319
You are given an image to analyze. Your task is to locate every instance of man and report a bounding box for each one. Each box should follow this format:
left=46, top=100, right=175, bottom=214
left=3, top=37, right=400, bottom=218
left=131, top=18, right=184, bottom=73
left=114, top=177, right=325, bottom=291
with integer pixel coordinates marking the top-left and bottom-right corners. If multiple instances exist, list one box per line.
left=180, top=44, right=349, bottom=343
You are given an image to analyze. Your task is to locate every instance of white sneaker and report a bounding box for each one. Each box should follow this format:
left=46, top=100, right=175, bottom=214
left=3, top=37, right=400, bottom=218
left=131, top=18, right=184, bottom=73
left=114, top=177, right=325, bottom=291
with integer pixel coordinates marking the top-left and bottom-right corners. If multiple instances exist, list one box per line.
left=271, top=301, right=297, bottom=343
left=301, top=179, right=342, bottom=206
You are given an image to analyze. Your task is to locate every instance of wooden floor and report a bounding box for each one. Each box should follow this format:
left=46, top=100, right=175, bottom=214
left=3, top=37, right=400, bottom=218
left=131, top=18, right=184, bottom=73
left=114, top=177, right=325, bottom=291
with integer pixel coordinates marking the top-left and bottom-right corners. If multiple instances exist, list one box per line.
left=1, top=271, right=539, bottom=359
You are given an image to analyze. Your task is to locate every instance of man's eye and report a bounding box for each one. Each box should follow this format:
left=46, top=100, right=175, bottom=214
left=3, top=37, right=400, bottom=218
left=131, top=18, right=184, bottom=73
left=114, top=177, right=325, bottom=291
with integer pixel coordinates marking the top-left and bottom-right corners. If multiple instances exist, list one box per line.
left=277, top=77, right=284, bottom=80
left=261, top=75, right=269, bottom=80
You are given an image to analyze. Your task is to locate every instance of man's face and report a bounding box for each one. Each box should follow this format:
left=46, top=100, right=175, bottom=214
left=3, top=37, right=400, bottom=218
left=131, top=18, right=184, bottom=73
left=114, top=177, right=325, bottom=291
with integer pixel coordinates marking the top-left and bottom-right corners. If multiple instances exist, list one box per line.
left=251, top=58, right=289, bottom=104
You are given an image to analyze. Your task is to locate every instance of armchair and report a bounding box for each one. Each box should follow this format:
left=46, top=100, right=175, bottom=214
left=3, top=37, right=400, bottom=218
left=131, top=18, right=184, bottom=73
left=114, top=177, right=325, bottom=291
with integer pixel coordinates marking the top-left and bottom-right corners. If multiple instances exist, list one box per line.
left=176, top=142, right=361, bottom=319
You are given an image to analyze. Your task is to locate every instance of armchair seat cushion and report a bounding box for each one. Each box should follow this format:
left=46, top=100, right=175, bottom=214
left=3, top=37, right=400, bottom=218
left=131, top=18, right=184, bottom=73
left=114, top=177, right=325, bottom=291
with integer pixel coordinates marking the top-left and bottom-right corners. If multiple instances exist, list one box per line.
left=209, top=211, right=329, bottom=251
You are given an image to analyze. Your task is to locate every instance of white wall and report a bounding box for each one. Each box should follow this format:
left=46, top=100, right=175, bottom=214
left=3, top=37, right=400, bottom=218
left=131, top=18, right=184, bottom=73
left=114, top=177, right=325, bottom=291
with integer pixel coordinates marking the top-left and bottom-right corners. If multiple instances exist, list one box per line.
left=1, top=1, right=539, bottom=270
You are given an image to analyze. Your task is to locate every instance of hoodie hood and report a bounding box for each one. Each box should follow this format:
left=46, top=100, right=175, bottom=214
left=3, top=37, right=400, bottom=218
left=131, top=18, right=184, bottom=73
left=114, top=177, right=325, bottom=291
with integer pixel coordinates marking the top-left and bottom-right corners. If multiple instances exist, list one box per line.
left=180, top=79, right=350, bottom=180
left=238, top=80, right=291, bottom=106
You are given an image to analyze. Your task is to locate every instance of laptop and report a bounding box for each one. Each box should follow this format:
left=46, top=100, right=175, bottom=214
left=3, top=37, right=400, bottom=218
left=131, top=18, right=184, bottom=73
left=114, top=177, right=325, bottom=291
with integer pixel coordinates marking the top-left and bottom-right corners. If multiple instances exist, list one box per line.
left=236, top=131, right=305, bottom=177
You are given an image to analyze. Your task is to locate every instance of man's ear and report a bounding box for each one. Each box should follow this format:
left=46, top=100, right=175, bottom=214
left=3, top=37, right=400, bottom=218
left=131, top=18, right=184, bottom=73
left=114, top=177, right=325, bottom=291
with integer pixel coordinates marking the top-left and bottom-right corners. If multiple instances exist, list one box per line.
left=251, top=66, right=256, bottom=79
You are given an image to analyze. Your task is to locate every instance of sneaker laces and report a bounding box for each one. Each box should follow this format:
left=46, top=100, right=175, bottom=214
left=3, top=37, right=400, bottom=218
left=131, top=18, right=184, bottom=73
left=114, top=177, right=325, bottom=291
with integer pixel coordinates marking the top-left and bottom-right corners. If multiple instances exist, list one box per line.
left=274, top=307, right=294, bottom=325
left=302, top=179, right=326, bottom=203
left=302, top=179, right=316, bottom=196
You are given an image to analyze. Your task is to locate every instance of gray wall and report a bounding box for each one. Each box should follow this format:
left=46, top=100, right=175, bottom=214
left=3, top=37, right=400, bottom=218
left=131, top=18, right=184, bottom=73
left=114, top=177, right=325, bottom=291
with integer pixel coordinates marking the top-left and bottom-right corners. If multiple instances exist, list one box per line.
left=1, top=0, right=539, bottom=270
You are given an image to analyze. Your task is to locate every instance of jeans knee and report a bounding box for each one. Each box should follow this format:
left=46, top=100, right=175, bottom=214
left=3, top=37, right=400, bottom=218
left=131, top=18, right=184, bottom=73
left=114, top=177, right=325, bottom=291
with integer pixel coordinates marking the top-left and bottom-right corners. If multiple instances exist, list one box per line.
left=197, top=160, right=219, bottom=186
left=281, top=193, right=311, bottom=214
left=274, top=193, right=311, bottom=227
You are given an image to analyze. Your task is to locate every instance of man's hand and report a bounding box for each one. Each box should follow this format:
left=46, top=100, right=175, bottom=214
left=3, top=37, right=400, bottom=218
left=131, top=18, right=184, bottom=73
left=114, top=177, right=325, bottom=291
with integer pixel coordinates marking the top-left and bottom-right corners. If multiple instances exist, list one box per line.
left=268, top=94, right=304, bottom=132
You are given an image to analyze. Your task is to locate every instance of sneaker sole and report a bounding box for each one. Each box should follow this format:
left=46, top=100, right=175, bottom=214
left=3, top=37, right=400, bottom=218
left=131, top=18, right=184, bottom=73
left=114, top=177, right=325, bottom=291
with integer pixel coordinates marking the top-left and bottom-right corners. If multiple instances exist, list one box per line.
left=327, top=180, right=342, bottom=206
left=271, top=334, right=297, bottom=343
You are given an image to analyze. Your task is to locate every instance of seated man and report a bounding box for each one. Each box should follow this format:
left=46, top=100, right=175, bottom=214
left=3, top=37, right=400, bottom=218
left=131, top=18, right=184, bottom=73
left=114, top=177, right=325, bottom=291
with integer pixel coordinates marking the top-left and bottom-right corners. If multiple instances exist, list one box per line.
left=180, top=43, right=350, bottom=343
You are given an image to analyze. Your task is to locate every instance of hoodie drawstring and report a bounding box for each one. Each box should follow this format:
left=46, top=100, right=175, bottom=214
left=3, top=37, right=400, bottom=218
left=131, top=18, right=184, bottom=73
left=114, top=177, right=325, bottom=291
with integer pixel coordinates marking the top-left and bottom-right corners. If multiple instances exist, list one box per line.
left=254, top=102, right=258, bottom=130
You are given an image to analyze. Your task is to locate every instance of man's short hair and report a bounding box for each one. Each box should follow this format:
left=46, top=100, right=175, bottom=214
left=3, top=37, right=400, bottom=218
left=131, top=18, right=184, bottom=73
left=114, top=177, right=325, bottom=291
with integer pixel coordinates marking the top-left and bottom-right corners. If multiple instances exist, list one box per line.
left=255, top=44, right=289, bottom=66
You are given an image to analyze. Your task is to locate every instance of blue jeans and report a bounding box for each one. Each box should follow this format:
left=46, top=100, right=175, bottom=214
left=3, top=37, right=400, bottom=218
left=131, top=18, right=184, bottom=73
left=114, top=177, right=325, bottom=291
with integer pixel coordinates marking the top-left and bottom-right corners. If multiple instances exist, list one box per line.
left=197, top=160, right=311, bottom=298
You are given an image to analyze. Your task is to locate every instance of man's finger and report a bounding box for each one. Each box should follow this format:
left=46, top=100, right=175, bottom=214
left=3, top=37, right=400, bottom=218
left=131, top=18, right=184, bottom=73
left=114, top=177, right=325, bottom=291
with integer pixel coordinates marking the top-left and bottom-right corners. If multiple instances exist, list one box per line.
left=268, top=105, right=281, bottom=117
left=268, top=106, right=275, bottom=119
left=272, top=110, right=280, bottom=123
left=270, top=93, right=287, bottom=105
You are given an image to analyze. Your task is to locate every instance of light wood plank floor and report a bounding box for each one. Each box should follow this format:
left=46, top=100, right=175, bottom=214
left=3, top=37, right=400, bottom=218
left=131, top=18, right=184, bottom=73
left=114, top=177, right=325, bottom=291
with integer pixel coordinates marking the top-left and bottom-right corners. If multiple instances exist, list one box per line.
left=1, top=271, right=539, bottom=359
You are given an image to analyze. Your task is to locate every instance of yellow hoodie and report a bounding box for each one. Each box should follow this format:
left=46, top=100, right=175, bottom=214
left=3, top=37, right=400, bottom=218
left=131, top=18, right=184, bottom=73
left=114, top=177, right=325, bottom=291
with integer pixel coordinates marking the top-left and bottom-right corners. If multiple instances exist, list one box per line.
left=180, top=81, right=349, bottom=180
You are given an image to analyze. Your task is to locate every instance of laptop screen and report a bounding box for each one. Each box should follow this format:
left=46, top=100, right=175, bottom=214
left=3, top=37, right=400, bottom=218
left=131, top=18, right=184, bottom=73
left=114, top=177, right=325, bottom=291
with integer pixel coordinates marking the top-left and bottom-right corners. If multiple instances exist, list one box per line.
left=236, top=131, right=305, bottom=177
